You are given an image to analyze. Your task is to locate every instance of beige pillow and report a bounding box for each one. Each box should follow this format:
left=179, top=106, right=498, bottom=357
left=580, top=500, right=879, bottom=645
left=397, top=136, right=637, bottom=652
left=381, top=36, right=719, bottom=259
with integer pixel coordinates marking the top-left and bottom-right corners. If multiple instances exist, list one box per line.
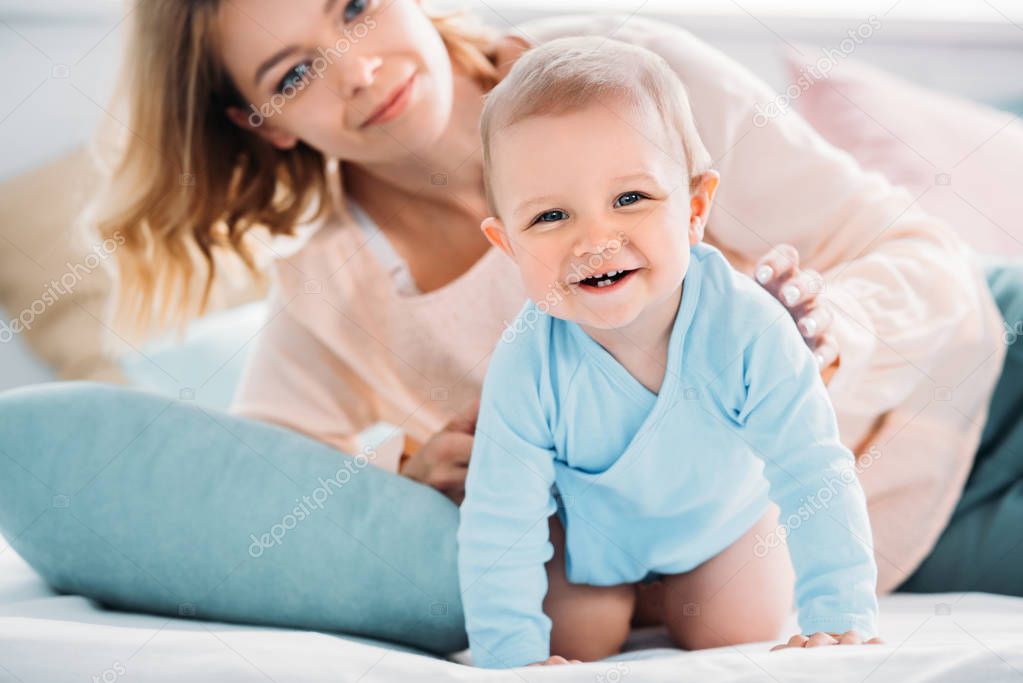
left=0, top=149, right=126, bottom=382
left=0, top=148, right=267, bottom=382
left=787, top=54, right=1023, bottom=257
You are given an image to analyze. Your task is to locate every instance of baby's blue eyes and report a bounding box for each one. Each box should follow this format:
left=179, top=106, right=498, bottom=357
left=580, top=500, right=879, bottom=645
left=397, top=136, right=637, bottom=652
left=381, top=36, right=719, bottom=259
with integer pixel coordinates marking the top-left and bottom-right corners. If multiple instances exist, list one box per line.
left=614, top=191, right=645, bottom=207
left=530, top=192, right=648, bottom=226
left=536, top=209, right=568, bottom=223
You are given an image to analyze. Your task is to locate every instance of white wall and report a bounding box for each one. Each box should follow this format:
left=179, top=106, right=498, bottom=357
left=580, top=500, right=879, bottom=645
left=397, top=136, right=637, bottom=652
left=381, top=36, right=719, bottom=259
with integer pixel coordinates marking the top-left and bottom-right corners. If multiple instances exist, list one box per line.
left=2, top=1, right=1022, bottom=181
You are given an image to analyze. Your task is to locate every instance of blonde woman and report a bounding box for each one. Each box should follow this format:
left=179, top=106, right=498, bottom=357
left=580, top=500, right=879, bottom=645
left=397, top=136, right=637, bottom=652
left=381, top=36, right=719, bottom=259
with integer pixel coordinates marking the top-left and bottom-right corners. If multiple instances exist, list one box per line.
left=89, top=0, right=1021, bottom=658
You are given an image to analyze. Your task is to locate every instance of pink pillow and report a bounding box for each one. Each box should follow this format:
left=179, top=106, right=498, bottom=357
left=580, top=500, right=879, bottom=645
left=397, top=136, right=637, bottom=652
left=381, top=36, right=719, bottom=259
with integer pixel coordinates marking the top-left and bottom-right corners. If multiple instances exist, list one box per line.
left=786, top=54, right=1023, bottom=256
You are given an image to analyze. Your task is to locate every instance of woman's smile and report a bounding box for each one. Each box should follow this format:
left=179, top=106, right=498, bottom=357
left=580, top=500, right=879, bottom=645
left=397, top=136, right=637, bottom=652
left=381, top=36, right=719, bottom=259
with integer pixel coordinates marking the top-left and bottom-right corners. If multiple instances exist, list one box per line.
left=360, top=71, right=417, bottom=129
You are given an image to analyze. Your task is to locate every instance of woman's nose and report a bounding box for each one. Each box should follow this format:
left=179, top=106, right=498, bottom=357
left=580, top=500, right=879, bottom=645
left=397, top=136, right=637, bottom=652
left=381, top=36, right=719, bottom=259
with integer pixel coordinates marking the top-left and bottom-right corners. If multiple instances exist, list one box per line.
left=337, top=54, right=382, bottom=100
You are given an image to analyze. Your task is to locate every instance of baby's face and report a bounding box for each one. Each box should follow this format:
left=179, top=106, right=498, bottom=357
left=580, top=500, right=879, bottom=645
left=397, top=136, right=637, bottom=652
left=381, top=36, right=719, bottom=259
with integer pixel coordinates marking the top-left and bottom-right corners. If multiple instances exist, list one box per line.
left=484, top=98, right=708, bottom=332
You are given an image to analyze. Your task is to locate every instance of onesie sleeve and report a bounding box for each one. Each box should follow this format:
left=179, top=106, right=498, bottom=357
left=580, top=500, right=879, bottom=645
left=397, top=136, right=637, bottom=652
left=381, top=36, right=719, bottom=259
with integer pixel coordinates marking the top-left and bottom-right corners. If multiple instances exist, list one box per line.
left=457, top=325, right=559, bottom=668
left=737, top=309, right=880, bottom=638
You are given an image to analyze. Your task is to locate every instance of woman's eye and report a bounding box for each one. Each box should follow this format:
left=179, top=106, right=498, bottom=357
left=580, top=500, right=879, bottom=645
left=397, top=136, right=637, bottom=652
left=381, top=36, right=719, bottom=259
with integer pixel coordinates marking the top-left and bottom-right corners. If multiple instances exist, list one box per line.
left=533, top=209, right=567, bottom=225
left=614, top=191, right=646, bottom=208
left=343, top=0, right=368, bottom=22
left=276, top=62, right=312, bottom=94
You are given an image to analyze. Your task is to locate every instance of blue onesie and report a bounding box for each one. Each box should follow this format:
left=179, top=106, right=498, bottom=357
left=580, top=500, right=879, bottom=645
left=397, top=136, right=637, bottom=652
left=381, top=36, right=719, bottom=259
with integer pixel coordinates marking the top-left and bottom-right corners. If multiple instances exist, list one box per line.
left=457, top=243, right=879, bottom=668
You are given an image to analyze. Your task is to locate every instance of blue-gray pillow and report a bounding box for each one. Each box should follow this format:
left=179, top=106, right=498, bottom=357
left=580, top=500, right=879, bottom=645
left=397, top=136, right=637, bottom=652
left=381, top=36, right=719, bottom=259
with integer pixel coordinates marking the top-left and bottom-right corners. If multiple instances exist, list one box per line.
left=118, top=301, right=267, bottom=411
left=0, top=381, right=466, bottom=653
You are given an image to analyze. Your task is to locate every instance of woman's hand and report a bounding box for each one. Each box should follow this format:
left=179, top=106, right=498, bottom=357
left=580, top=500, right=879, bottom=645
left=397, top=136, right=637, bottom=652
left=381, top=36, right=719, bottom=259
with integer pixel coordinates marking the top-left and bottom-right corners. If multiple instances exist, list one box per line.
left=399, top=400, right=479, bottom=504
left=754, top=244, right=840, bottom=383
left=770, top=630, right=884, bottom=651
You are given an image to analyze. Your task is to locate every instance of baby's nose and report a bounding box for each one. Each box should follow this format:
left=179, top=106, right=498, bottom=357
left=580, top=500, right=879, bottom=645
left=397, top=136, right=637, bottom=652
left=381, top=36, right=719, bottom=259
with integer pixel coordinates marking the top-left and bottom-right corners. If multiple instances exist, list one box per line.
left=572, top=227, right=624, bottom=259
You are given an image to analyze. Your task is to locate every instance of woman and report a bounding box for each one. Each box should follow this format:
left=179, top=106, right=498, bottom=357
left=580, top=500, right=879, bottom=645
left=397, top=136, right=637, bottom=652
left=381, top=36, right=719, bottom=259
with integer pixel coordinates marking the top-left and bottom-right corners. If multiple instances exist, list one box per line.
left=91, top=0, right=1019, bottom=655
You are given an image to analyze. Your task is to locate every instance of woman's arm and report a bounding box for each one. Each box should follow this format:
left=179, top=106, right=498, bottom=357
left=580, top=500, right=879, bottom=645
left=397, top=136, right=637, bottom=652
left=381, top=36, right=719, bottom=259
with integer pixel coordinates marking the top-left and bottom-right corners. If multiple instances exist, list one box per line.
left=231, top=285, right=378, bottom=458
left=519, top=15, right=994, bottom=419
left=231, top=282, right=479, bottom=491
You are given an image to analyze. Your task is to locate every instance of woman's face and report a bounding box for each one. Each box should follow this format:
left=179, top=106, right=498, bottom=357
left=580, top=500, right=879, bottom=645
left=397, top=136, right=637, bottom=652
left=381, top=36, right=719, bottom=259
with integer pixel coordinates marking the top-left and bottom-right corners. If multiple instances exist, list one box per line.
left=217, top=0, right=455, bottom=162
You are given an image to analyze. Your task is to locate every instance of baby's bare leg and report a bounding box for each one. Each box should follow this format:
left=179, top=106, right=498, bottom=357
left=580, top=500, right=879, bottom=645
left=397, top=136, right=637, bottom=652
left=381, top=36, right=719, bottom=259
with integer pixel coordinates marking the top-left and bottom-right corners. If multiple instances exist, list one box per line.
left=544, top=515, right=636, bottom=661
left=663, top=505, right=795, bottom=650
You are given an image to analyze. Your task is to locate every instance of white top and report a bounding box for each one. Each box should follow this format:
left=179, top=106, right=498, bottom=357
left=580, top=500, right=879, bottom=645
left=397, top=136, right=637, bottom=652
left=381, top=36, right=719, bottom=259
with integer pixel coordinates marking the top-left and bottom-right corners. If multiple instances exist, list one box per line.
left=347, top=201, right=422, bottom=297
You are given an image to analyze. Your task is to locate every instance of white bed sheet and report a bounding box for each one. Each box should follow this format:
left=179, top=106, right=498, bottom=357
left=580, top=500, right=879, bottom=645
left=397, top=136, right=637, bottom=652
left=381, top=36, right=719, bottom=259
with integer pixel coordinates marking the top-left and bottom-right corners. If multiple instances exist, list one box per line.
left=1, top=544, right=1022, bottom=683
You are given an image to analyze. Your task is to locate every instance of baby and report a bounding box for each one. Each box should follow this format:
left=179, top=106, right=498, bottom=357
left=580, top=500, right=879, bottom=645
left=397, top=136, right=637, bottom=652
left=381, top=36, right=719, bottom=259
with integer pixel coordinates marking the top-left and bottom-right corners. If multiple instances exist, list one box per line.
left=457, top=36, right=880, bottom=668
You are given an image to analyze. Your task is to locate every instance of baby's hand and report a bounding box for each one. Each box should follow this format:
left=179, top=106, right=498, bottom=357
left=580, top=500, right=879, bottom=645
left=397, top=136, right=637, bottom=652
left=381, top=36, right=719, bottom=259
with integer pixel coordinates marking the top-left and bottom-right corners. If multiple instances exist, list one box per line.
left=770, top=630, right=883, bottom=651
left=528, top=655, right=582, bottom=666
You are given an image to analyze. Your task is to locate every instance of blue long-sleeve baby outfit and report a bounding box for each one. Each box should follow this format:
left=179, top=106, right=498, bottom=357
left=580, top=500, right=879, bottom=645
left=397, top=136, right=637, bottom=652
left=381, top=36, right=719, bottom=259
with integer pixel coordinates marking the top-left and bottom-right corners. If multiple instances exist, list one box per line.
left=457, top=243, right=879, bottom=669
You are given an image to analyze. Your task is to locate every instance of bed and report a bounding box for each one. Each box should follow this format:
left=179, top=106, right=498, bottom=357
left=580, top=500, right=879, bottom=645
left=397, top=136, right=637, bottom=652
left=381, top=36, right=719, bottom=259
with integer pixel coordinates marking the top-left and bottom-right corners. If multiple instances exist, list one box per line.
left=2, top=542, right=1021, bottom=683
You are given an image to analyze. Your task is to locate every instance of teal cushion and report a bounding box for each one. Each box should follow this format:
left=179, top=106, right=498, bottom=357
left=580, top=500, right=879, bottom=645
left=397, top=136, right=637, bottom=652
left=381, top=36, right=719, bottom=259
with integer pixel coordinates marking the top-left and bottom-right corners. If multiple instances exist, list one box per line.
left=0, top=381, right=466, bottom=653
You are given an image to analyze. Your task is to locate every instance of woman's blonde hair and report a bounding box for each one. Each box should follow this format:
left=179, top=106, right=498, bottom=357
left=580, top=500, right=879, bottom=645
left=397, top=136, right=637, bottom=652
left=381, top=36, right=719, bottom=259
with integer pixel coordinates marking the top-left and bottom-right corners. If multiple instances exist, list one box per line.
left=480, top=36, right=712, bottom=216
left=90, top=0, right=499, bottom=338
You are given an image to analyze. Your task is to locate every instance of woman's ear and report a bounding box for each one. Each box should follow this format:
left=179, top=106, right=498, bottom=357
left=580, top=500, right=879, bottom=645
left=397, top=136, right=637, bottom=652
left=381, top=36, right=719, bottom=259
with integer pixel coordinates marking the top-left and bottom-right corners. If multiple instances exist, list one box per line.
left=492, top=34, right=532, bottom=79
left=226, top=106, right=299, bottom=150
left=688, top=169, right=720, bottom=245
left=481, top=216, right=514, bottom=257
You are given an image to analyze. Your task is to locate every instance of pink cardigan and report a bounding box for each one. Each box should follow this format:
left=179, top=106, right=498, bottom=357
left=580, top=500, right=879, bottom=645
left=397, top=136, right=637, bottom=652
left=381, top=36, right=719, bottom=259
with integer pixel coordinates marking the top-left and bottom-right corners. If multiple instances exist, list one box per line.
left=233, top=15, right=1006, bottom=595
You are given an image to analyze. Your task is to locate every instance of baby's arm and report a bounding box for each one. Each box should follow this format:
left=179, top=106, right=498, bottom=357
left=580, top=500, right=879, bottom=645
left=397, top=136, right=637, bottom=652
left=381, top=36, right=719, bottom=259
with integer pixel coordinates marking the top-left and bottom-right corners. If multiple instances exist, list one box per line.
left=457, top=337, right=559, bottom=669
left=735, top=311, right=880, bottom=640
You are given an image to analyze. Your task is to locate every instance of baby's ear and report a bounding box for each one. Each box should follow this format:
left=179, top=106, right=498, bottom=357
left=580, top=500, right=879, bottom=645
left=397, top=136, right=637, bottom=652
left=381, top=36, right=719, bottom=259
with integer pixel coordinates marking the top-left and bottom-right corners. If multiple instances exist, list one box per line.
left=688, top=170, right=720, bottom=245
left=481, top=216, right=515, bottom=257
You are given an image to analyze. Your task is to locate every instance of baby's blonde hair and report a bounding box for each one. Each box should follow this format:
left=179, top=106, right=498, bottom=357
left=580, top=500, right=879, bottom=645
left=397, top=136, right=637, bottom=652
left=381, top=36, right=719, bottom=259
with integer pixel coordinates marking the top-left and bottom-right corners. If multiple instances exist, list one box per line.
left=480, top=36, right=712, bottom=216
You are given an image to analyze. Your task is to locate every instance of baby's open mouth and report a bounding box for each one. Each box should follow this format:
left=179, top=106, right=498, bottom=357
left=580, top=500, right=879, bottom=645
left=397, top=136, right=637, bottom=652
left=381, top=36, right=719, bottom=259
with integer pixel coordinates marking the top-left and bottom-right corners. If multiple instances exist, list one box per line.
left=577, top=268, right=637, bottom=289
